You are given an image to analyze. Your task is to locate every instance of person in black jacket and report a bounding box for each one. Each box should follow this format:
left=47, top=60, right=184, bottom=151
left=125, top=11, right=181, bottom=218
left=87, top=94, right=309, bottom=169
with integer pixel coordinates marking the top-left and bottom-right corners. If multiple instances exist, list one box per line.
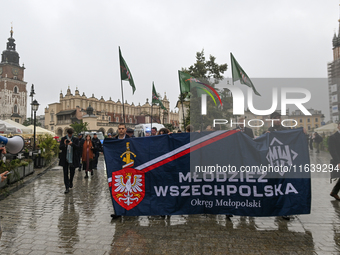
left=111, top=123, right=129, bottom=219
left=91, top=133, right=102, bottom=170
left=268, top=112, right=290, bottom=132
left=329, top=122, right=340, bottom=200
left=77, top=133, right=84, bottom=171
left=313, top=132, right=323, bottom=153
left=59, top=128, right=80, bottom=194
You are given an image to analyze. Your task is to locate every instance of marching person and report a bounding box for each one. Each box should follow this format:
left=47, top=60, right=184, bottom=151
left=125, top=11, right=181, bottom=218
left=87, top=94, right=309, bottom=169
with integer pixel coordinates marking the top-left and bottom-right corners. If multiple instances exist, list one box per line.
left=267, top=112, right=290, bottom=220
left=114, top=123, right=130, bottom=140
left=59, top=128, right=80, bottom=194
left=309, top=134, right=313, bottom=151
left=111, top=123, right=129, bottom=219
left=126, top=128, right=135, bottom=138
left=313, top=132, right=323, bottom=153
left=329, top=122, right=340, bottom=201
left=151, top=127, right=157, bottom=136
left=157, top=128, right=170, bottom=135
left=268, top=112, right=289, bottom=132
left=78, top=133, right=84, bottom=171
left=235, top=117, right=254, bottom=138
left=82, top=134, right=94, bottom=178
left=91, top=133, right=102, bottom=170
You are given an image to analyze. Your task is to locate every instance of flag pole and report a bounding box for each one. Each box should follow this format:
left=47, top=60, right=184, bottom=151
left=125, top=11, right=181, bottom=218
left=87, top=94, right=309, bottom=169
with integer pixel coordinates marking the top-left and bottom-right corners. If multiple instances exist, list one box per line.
left=230, top=52, right=234, bottom=86
left=120, top=79, right=126, bottom=125
left=119, top=46, right=125, bottom=125
left=151, top=82, right=153, bottom=134
left=178, top=71, right=186, bottom=132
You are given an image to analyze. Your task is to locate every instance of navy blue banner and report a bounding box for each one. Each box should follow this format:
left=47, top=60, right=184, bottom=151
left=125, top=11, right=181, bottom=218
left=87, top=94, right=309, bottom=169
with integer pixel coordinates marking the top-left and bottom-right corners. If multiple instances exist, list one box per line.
left=103, top=128, right=311, bottom=216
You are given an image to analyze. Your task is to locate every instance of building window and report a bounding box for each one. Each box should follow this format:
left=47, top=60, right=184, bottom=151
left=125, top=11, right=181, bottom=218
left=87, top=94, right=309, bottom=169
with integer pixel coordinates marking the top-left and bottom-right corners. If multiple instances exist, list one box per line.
left=13, top=86, right=18, bottom=93
left=14, top=105, right=18, bottom=113
left=308, top=126, right=311, bottom=130
left=50, top=113, right=54, bottom=122
left=300, top=119, right=302, bottom=123
left=129, top=118, right=132, bottom=123
left=51, top=126, right=54, bottom=131
left=307, top=118, right=310, bottom=123
left=108, top=116, right=111, bottom=122
left=315, top=118, right=318, bottom=122
left=116, top=117, right=119, bottom=122
left=315, top=124, right=318, bottom=128
left=15, top=119, right=19, bottom=123
left=102, top=115, right=105, bottom=120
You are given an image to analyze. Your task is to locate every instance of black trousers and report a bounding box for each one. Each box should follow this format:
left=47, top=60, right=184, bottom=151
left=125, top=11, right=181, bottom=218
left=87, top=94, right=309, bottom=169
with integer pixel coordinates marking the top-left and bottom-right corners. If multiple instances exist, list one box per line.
left=63, top=161, right=75, bottom=189
left=332, top=178, right=340, bottom=195
left=93, top=151, right=99, bottom=169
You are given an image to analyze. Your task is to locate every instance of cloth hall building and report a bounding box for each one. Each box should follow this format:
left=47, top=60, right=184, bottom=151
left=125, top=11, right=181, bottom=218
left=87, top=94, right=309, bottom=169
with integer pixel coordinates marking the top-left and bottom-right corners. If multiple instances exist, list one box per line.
left=44, top=87, right=179, bottom=137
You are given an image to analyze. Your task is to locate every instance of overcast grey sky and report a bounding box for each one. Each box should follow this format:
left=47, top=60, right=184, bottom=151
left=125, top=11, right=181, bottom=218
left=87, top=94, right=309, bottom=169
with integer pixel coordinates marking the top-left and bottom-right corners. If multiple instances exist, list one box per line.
left=0, top=0, right=337, bottom=120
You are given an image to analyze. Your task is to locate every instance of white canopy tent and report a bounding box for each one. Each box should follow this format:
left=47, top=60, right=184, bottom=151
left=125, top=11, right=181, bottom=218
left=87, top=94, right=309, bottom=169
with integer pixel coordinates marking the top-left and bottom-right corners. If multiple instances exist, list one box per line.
left=314, top=123, right=338, bottom=135
left=0, top=120, right=23, bottom=134
left=4, top=119, right=32, bottom=134
left=27, top=125, right=56, bottom=136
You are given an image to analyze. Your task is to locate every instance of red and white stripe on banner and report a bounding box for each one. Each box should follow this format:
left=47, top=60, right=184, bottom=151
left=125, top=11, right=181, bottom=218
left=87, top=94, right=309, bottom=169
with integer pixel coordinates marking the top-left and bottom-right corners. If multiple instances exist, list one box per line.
left=107, top=130, right=239, bottom=184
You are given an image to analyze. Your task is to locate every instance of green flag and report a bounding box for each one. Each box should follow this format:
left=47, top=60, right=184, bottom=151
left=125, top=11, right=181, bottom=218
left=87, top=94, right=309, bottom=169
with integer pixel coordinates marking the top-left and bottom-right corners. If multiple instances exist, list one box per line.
left=178, top=71, right=223, bottom=106
left=119, top=47, right=136, bottom=94
left=152, top=82, right=167, bottom=111
left=230, top=53, right=260, bottom=96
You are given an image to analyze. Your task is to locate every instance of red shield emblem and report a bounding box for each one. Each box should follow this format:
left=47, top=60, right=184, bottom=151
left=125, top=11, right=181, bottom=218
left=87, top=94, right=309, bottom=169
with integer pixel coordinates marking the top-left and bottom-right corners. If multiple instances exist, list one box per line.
left=111, top=168, right=145, bottom=210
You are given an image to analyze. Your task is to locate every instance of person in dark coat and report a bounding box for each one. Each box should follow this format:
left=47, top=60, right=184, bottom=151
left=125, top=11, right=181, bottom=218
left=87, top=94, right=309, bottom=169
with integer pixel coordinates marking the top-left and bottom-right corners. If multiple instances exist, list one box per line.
left=91, top=133, right=102, bottom=170
left=313, top=132, right=323, bottom=153
left=126, top=127, right=135, bottom=138
left=59, top=128, right=80, bottom=194
left=114, top=123, right=130, bottom=140
left=268, top=112, right=290, bottom=132
left=309, top=134, right=313, bottom=151
left=111, top=123, right=129, bottom=219
left=329, top=122, right=340, bottom=200
left=78, top=133, right=84, bottom=171
left=235, top=117, right=254, bottom=139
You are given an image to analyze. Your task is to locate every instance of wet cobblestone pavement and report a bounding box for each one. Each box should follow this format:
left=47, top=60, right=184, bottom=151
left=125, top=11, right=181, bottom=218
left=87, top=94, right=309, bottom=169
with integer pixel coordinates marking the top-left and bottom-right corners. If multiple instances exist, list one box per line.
left=0, top=152, right=339, bottom=254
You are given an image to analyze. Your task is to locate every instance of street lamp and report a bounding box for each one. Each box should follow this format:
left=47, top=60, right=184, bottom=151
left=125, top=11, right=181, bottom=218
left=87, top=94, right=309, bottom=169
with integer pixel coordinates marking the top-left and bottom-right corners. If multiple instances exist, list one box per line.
left=29, top=84, right=35, bottom=124
left=31, top=99, right=39, bottom=151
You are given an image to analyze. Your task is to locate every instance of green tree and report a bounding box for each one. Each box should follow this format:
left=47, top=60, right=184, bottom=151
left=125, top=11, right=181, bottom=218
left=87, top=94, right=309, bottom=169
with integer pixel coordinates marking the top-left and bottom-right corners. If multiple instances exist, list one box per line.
left=23, top=118, right=41, bottom=127
left=181, top=49, right=232, bottom=130
left=70, top=120, right=89, bottom=134
left=164, top=124, right=174, bottom=132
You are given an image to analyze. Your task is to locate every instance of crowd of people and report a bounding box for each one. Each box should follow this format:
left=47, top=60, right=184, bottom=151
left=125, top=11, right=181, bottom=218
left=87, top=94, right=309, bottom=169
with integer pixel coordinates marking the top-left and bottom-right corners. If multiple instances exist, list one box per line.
left=58, top=124, right=181, bottom=195
left=59, top=129, right=104, bottom=194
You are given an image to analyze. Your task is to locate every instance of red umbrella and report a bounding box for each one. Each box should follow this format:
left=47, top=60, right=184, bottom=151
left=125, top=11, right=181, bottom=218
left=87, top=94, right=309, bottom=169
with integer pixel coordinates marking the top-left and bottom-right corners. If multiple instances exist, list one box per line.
left=53, top=136, right=59, bottom=139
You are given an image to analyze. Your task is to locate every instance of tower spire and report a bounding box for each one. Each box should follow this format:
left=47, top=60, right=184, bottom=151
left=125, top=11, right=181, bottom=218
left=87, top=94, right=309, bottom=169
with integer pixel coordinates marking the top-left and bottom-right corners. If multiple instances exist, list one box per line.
left=10, top=22, right=13, bottom=38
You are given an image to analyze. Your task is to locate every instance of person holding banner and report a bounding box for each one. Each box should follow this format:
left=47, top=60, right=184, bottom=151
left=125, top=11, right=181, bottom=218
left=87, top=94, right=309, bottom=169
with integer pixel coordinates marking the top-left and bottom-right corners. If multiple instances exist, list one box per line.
left=268, top=112, right=290, bottom=132
left=267, top=112, right=291, bottom=220
left=114, top=123, right=130, bottom=140
left=329, top=122, right=340, bottom=201
left=111, top=123, right=129, bottom=219
left=235, top=117, right=254, bottom=139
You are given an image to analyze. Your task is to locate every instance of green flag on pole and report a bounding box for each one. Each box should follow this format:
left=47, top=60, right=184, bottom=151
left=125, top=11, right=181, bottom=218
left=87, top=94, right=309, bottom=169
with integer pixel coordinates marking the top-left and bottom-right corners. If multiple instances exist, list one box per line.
left=178, top=71, right=223, bottom=106
left=230, top=53, right=261, bottom=96
left=119, top=47, right=136, bottom=94
left=152, top=82, right=167, bottom=111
